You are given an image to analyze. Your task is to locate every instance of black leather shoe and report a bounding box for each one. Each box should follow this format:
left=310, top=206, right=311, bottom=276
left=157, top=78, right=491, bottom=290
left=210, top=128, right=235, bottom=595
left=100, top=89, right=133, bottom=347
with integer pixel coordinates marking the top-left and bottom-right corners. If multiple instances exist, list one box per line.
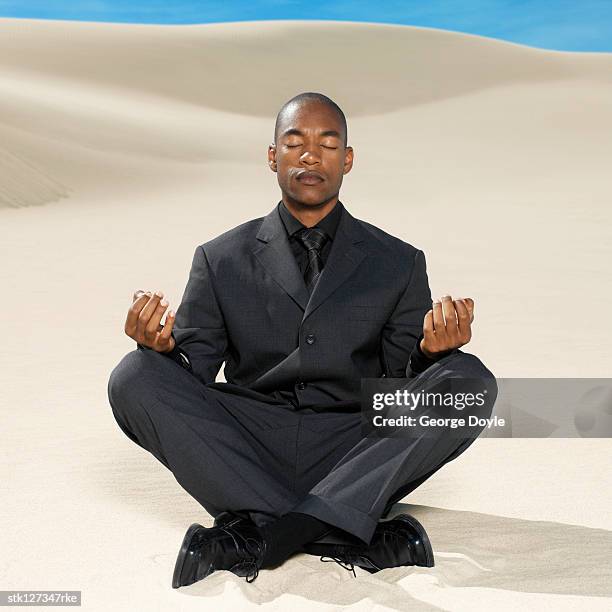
left=303, top=514, right=434, bottom=574
left=172, top=520, right=267, bottom=588
left=213, top=511, right=252, bottom=527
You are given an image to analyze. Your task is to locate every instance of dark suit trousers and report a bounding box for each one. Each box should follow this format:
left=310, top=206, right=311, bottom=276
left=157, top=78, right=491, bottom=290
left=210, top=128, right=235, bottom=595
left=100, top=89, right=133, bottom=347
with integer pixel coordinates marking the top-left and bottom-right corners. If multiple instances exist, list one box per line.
left=107, top=348, right=497, bottom=545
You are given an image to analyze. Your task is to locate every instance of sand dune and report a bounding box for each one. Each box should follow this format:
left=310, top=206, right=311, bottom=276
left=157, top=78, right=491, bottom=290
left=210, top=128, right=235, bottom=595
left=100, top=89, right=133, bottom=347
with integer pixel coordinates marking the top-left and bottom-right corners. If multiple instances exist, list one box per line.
left=1, top=18, right=611, bottom=611
left=1, top=18, right=611, bottom=207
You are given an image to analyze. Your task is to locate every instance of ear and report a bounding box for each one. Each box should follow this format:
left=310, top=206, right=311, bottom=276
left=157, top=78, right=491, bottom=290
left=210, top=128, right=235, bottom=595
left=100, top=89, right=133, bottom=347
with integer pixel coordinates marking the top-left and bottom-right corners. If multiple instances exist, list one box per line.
left=268, top=143, right=277, bottom=172
left=343, top=146, right=354, bottom=175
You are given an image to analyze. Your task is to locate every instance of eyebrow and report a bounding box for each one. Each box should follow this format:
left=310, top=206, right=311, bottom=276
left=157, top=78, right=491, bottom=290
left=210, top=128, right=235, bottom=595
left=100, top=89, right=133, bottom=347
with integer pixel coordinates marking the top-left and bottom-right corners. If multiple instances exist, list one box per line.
left=281, top=128, right=342, bottom=139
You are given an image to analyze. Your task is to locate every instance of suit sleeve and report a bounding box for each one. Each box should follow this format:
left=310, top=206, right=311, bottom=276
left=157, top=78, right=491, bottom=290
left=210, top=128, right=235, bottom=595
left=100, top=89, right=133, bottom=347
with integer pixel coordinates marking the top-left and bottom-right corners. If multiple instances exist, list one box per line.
left=137, top=329, right=193, bottom=368
left=160, top=332, right=193, bottom=371
left=379, top=248, right=439, bottom=378
left=152, top=245, right=229, bottom=386
left=407, top=331, right=454, bottom=376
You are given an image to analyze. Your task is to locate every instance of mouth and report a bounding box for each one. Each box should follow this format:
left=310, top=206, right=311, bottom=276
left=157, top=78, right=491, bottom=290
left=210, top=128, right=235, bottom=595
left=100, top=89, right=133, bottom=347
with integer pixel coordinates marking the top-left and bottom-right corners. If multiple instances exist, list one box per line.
left=296, top=171, right=325, bottom=186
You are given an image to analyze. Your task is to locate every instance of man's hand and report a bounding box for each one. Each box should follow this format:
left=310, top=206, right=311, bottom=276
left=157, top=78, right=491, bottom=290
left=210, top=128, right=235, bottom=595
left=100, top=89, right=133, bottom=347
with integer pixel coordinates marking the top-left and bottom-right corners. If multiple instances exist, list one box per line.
left=420, top=295, right=474, bottom=358
left=124, top=289, right=176, bottom=353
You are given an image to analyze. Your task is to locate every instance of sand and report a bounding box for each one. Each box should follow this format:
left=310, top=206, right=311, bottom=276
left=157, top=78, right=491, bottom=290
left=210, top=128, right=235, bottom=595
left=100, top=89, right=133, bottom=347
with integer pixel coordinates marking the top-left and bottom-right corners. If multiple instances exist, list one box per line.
left=1, top=17, right=611, bottom=611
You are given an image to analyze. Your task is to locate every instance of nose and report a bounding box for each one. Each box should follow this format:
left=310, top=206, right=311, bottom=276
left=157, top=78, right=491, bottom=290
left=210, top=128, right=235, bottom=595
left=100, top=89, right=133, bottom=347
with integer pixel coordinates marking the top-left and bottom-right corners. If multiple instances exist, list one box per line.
left=300, top=148, right=320, bottom=165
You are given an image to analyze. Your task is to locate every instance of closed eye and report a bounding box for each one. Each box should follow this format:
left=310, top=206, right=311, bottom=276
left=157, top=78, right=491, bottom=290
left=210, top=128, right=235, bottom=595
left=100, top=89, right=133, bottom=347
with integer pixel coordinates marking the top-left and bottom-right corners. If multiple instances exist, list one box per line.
left=285, top=144, right=338, bottom=149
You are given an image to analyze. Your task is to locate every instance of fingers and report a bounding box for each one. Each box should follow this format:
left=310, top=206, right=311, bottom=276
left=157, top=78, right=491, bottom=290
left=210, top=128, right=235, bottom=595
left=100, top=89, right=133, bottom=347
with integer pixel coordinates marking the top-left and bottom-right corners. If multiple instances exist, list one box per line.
left=157, top=308, right=175, bottom=347
left=441, top=295, right=459, bottom=339
left=423, top=309, right=434, bottom=334
left=142, top=291, right=167, bottom=341
left=422, top=308, right=434, bottom=340
left=125, top=289, right=176, bottom=350
left=454, top=298, right=473, bottom=343
left=125, top=290, right=152, bottom=338
left=423, top=294, right=474, bottom=354
left=420, top=309, right=436, bottom=355
left=431, top=299, right=444, bottom=332
left=463, top=297, right=475, bottom=322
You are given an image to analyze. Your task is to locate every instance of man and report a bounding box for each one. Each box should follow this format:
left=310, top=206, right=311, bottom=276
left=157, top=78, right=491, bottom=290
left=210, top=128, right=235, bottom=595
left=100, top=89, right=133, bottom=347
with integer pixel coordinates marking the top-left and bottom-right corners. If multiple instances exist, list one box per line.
left=107, top=92, right=497, bottom=587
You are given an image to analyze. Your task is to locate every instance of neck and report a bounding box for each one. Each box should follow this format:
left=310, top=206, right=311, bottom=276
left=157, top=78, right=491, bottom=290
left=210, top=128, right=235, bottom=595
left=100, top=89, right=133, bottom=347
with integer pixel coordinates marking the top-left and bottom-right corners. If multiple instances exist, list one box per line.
left=282, top=195, right=339, bottom=228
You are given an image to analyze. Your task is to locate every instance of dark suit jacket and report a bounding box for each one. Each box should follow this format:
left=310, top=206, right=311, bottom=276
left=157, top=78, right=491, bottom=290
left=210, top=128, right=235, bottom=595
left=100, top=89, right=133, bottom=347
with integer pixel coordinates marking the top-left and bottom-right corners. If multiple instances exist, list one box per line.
left=168, top=202, right=435, bottom=411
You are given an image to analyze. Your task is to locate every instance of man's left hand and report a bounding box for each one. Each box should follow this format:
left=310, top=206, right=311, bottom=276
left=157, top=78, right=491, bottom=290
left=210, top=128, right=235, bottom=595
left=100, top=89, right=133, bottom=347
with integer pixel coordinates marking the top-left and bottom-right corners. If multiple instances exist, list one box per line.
left=420, top=296, right=474, bottom=359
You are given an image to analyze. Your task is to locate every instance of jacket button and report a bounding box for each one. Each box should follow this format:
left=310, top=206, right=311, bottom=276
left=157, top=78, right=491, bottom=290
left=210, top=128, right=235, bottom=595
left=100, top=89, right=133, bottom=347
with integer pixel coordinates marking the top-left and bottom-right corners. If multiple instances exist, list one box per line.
left=296, top=381, right=306, bottom=390
left=305, top=334, right=316, bottom=345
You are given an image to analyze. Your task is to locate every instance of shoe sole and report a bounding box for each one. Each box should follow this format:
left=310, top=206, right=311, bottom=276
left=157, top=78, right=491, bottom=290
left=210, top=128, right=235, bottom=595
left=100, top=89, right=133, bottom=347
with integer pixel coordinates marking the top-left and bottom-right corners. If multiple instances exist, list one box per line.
left=172, top=523, right=205, bottom=589
left=392, top=514, right=435, bottom=568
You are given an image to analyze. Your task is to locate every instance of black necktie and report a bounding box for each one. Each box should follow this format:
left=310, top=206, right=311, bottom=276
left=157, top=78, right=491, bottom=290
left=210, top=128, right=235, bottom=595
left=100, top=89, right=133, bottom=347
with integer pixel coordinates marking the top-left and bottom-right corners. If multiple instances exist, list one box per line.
left=295, top=227, right=329, bottom=292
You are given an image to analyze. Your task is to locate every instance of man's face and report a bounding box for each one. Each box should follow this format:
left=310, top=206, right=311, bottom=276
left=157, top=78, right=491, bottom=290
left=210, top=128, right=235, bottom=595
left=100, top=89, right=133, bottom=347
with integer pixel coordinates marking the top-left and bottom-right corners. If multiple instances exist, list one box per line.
left=268, top=101, right=353, bottom=207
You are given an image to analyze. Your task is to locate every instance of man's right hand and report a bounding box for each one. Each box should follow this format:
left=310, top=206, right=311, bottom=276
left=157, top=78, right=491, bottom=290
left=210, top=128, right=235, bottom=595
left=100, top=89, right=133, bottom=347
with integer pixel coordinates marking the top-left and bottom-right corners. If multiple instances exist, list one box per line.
left=124, top=289, right=176, bottom=353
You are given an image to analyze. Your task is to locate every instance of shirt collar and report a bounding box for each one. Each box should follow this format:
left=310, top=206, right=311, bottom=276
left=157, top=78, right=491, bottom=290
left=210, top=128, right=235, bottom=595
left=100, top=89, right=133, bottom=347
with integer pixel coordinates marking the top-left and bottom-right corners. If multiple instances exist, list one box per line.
left=278, top=199, right=344, bottom=240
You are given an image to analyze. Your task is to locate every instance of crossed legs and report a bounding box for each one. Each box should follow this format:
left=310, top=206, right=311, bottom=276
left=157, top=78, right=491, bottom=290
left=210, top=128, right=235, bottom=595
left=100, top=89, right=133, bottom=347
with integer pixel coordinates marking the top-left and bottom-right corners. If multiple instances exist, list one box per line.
left=107, top=347, right=496, bottom=571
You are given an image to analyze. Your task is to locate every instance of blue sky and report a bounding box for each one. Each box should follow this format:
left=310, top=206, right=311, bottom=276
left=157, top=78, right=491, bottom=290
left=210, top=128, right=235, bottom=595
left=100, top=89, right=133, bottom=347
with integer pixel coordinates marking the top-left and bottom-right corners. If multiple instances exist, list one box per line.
left=1, top=1, right=610, bottom=52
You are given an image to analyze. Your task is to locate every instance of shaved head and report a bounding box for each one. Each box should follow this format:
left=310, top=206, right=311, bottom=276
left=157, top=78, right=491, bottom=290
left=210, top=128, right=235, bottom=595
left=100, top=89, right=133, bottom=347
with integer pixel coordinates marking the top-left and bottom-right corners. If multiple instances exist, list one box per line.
left=274, top=92, right=348, bottom=147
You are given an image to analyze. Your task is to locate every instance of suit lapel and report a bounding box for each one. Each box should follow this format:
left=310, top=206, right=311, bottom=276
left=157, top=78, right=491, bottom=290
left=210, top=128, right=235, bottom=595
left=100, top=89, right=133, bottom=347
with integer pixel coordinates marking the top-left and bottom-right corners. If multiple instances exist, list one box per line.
left=302, top=207, right=367, bottom=321
left=253, top=206, right=310, bottom=310
left=253, top=203, right=368, bottom=316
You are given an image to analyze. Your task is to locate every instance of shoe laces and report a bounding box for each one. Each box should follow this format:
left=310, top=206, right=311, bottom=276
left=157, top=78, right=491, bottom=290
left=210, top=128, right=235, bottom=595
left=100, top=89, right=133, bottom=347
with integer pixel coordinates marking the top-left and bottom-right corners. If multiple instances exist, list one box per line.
left=243, top=561, right=260, bottom=583
left=219, top=525, right=264, bottom=583
left=320, top=555, right=357, bottom=578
